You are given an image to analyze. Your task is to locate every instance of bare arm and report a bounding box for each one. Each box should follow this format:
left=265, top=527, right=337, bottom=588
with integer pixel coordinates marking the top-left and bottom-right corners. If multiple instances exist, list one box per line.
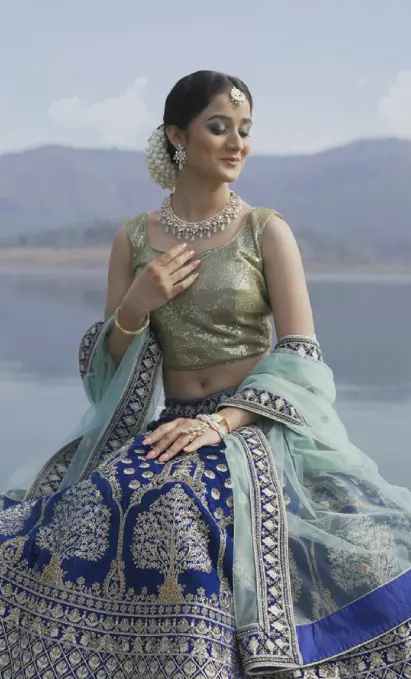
left=261, top=213, right=315, bottom=339
left=105, top=229, right=147, bottom=365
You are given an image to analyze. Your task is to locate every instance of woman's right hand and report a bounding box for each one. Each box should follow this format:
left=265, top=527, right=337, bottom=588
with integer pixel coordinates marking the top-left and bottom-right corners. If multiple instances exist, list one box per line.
left=121, top=243, right=201, bottom=317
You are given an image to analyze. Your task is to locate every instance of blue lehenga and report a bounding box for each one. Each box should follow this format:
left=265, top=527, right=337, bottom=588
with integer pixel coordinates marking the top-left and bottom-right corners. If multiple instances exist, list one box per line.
left=1, top=323, right=411, bottom=678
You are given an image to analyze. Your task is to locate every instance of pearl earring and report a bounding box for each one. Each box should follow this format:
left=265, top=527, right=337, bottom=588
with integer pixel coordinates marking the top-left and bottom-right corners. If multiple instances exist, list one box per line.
left=174, top=144, right=187, bottom=171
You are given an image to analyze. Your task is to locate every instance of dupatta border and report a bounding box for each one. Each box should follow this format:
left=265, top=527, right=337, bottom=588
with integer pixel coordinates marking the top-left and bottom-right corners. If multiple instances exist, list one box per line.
left=274, top=336, right=323, bottom=363
left=219, top=388, right=308, bottom=427
left=24, top=438, right=83, bottom=501
left=78, top=320, right=105, bottom=380
left=232, top=425, right=302, bottom=673
left=25, top=331, right=162, bottom=500
left=77, top=330, right=162, bottom=482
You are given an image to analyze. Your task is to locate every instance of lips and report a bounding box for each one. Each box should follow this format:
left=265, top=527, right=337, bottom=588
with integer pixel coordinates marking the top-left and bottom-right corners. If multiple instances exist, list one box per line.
left=221, top=157, right=241, bottom=164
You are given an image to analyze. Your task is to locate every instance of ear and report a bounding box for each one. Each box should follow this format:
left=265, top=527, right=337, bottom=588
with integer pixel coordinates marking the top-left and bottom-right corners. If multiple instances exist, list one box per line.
left=165, top=125, right=186, bottom=150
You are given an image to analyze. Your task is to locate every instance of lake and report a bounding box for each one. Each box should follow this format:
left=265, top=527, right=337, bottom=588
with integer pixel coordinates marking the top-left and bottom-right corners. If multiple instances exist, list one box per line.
left=1, top=269, right=411, bottom=495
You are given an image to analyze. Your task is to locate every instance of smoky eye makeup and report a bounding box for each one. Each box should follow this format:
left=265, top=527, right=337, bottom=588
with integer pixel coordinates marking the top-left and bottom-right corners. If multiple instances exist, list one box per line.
left=206, top=121, right=227, bottom=135
left=206, top=118, right=252, bottom=137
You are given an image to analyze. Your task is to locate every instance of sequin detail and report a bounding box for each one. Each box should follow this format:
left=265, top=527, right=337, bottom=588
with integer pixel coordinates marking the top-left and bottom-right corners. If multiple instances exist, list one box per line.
left=125, top=209, right=276, bottom=370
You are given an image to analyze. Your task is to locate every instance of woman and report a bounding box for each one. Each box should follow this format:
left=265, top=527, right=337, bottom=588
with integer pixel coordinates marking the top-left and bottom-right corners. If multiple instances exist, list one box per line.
left=1, top=70, right=411, bottom=679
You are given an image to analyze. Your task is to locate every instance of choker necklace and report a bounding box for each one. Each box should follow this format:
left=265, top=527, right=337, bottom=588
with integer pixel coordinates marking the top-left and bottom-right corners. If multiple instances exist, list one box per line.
left=159, top=191, right=242, bottom=241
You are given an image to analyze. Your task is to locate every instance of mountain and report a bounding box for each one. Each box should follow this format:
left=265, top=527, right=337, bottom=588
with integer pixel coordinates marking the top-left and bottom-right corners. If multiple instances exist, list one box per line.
left=1, top=139, right=411, bottom=260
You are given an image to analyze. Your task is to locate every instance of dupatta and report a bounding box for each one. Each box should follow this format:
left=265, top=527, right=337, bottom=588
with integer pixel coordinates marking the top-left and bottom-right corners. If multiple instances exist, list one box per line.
left=14, top=321, right=411, bottom=674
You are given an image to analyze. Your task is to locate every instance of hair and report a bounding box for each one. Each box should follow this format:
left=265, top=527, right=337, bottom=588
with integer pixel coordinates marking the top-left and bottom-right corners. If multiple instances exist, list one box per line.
left=162, top=70, right=253, bottom=161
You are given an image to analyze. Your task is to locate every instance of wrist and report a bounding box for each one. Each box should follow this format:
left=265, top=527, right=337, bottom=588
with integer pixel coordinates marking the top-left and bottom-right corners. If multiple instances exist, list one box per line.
left=217, top=406, right=258, bottom=431
left=116, top=304, right=148, bottom=334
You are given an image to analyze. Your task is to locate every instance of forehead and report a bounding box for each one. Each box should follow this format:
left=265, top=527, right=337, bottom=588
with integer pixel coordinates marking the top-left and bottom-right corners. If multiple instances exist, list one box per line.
left=197, top=91, right=252, bottom=121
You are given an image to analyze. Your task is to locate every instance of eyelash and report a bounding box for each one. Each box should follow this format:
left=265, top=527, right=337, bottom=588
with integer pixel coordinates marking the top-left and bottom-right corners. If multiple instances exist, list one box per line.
left=208, top=126, right=250, bottom=138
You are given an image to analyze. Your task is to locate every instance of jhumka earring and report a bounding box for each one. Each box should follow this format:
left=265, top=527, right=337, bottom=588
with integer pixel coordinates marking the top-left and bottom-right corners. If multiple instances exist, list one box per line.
left=174, top=144, right=187, bottom=171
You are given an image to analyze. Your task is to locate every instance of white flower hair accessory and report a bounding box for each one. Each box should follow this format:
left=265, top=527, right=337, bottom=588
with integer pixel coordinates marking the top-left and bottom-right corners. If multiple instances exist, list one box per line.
left=145, top=126, right=177, bottom=190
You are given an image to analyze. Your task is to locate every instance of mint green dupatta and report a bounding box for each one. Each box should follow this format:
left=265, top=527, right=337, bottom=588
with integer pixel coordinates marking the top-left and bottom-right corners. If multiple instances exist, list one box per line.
left=18, top=325, right=411, bottom=674
left=217, top=337, right=411, bottom=673
left=23, top=318, right=163, bottom=500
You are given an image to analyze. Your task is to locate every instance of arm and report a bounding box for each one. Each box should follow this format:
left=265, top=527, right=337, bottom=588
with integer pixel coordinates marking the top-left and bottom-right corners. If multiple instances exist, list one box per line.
left=105, top=229, right=147, bottom=365
left=261, top=213, right=315, bottom=339
left=215, top=214, right=315, bottom=431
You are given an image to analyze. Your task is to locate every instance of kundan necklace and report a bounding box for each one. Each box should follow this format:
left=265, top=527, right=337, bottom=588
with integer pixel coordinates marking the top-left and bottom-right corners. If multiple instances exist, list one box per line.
left=159, top=191, right=242, bottom=241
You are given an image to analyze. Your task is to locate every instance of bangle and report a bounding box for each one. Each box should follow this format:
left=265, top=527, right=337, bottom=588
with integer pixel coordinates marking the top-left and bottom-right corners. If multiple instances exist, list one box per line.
left=114, top=307, right=149, bottom=336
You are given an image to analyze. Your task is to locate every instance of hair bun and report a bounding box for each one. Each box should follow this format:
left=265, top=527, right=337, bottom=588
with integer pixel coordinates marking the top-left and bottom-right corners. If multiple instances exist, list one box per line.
left=145, top=127, right=177, bottom=190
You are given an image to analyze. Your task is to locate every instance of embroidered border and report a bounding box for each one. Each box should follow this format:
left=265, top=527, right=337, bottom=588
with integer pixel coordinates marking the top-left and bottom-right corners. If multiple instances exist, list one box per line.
left=275, top=336, right=323, bottom=362
left=78, top=320, right=105, bottom=380
left=219, top=389, right=307, bottom=427
left=232, top=426, right=302, bottom=673
left=25, top=438, right=82, bottom=501
left=78, top=331, right=162, bottom=481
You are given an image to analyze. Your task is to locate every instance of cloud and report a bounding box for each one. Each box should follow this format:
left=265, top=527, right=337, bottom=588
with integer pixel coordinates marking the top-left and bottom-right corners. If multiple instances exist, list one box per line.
left=378, top=70, right=411, bottom=137
left=47, top=77, right=154, bottom=147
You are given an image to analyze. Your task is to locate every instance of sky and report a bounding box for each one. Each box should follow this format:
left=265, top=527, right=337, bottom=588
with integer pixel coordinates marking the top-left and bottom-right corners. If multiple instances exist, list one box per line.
left=1, top=0, right=411, bottom=156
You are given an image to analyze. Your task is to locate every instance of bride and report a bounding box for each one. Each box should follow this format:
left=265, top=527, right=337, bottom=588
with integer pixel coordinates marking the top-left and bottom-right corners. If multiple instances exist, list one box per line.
left=1, top=70, right=411, bottom=679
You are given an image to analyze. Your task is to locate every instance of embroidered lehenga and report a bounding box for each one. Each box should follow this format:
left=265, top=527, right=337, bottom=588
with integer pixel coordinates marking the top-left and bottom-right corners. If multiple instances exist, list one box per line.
left=1, top=209, right=411, bottom=679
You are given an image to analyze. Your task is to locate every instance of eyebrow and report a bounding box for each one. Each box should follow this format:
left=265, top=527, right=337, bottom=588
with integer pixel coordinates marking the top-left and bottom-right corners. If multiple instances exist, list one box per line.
left=205, top=114, right=252, bottom=124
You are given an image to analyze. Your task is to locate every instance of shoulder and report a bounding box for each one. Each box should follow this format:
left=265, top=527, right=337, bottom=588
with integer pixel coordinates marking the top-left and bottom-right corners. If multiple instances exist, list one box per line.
left=258, top=209, right=301, bottom=264
left=123, top=212, right=148, bottom=242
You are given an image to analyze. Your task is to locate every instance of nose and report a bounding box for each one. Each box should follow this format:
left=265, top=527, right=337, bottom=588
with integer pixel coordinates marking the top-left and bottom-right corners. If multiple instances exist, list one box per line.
left=226, top=128, right=243, bottom=151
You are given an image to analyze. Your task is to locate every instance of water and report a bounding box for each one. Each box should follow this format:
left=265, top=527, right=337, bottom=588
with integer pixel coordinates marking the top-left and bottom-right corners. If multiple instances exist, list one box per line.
left=1, top=269, right=411, bottom=494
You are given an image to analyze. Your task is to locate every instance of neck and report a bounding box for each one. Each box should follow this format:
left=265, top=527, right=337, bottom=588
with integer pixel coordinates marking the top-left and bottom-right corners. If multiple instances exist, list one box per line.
left=170, top=173, right=231, bottom=222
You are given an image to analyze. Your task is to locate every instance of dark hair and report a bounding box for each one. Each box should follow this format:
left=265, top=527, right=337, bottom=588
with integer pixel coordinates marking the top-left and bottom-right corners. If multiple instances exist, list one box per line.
left=163, top=70, right=253, bottom=161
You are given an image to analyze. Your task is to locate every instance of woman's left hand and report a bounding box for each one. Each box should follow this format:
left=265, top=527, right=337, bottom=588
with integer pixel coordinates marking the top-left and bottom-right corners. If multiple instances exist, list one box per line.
left=142, top=418, right=223, bottom=462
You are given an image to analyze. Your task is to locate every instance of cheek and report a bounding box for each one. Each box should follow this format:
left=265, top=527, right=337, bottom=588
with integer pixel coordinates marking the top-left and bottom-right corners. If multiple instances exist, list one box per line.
left=192, top=133, right=223, bottom=161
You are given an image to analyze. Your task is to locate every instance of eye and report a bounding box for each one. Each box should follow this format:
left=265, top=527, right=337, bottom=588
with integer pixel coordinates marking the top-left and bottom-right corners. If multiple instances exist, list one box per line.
left=207, top=123, right=227, bottom=135
left=239, top=130, right=250, bottom=138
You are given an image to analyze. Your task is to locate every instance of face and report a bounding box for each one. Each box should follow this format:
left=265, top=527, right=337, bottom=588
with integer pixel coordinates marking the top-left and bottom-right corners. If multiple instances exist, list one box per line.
left=168, top=91, right=252, bottom=185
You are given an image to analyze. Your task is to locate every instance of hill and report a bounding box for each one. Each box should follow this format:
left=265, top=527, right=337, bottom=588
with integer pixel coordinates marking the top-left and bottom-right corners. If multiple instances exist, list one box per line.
left=1, top=139, right=411, bottom=261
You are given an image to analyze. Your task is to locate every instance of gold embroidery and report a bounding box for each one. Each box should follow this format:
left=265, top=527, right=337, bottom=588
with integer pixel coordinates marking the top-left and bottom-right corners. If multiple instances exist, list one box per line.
left=36, top=482, right=111, bottom=586
left=131, top=485, right=212, bottom=604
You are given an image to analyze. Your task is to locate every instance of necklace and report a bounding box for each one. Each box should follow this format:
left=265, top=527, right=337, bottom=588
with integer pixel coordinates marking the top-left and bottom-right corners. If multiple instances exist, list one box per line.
left=159, top=191, right=242, bottom=241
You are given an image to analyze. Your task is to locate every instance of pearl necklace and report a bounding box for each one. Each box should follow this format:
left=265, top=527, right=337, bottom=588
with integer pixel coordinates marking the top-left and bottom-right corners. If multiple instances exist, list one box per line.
left=159, top=191, right=242, bottom=241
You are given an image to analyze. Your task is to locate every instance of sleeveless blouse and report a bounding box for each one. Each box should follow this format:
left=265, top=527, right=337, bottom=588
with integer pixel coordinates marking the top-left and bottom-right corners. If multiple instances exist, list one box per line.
left=124, top=208, right=279, bottom=371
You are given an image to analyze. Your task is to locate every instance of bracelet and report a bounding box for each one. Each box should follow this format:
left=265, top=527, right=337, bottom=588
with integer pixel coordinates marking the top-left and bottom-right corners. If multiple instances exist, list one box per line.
left=196, top=413, right=232, bottom=440
left=114, top=307, right=149, bottom=336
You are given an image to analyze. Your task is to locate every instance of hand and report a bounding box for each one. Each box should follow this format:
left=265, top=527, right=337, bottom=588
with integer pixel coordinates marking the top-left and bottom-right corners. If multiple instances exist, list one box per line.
left=142, top=418, right=223, bottom=463
left=122, top=243, right=201, bottom=317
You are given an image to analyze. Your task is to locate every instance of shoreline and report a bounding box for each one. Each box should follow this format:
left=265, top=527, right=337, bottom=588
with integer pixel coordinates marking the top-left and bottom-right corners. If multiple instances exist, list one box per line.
left=1, top=247, right=411, bottom=276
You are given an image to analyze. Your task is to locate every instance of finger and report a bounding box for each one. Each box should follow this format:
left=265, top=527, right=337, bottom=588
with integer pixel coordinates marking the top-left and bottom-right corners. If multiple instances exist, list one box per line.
left=143, top=419, right=182, bottom=446
left=159, top=435, right=190, bottom=462
left=183, top=430, right=220, bottom=453
left=146, top=427, right=185, bottom=459
left=170, top=259, right=201, bottom=284
left=157, top=242, right=188, bottom=267
left=172, top=272, right=200, bottom=296
left=165, top=249, right=196, bottom=275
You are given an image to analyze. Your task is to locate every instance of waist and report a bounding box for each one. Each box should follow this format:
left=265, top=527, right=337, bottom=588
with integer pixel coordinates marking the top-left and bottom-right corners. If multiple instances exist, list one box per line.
left=160, top=386, right=238, bottom=420
left=163, top=350, right=269, bottom=400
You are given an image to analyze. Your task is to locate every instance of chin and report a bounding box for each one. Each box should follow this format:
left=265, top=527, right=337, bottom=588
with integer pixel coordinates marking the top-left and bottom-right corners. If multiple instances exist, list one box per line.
left=216, top=167, right=243, bottom=184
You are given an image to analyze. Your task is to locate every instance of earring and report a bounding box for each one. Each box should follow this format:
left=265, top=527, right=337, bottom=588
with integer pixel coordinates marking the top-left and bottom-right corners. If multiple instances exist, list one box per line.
left=174, top=144, right=187, bottom=171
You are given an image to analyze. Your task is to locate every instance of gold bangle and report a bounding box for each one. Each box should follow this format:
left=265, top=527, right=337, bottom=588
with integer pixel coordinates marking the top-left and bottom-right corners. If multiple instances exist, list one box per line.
left=114, top=307, right=149, bottom=336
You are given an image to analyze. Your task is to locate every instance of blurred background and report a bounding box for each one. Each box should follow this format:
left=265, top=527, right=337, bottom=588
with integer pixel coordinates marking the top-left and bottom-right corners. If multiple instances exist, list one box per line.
left=1, top=0, right=411, bottom=493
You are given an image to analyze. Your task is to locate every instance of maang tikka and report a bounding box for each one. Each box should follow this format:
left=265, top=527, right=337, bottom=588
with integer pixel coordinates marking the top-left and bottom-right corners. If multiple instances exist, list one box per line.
left=174, top=144, right=187, bottom=171
left=229, top=86, right=246, bottom=106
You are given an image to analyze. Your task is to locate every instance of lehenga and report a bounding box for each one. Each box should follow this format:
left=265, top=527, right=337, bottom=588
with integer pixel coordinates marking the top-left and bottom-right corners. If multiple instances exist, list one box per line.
left=1, top=212, right=411, bottom=678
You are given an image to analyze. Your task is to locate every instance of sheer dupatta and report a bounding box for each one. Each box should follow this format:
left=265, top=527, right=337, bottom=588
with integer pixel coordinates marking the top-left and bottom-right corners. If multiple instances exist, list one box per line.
left=9, top=323, right=411, bottom=674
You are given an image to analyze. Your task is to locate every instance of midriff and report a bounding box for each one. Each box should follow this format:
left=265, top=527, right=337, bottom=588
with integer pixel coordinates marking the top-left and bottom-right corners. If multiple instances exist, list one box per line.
left=162, top=351, right=269, bottom=399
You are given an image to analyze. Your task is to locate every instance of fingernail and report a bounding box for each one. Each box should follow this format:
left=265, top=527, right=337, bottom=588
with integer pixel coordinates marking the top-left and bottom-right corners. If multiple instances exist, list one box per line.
left=180, top=243, right=187, bottom=249
left=159, top=454, right=169, bottom=462
left=143, top=437, right=152, bottom=444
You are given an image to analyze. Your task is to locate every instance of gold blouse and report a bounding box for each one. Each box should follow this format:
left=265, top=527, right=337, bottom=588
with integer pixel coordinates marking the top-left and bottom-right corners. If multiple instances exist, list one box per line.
left=124, top=208, right=280, bottom=371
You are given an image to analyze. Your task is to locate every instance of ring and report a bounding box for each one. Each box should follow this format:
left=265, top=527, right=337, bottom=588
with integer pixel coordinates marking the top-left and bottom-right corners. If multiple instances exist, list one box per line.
left=179, top=424, right=209, bottom=443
